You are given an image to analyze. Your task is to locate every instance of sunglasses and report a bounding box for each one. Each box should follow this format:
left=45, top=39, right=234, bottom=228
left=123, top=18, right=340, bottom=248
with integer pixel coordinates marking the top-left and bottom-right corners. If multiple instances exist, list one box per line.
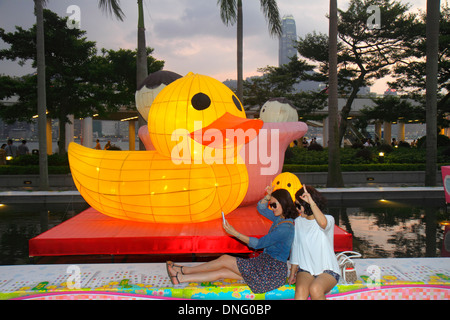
left=269, top=202, right=277, bottom=209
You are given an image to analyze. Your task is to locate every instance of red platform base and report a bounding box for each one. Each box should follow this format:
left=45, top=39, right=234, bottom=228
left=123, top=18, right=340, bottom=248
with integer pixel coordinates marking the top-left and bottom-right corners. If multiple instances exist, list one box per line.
left=29, top=206, right=352, bottom=257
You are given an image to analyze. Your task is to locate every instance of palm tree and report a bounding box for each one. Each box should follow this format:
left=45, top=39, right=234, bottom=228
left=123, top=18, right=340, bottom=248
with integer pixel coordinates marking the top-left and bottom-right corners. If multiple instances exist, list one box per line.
left=425, top=0, right=440, bottom=186
left=217, top=0, right=282, bottom=104
left=33, top=0, right=125, bottom=190
left=34, top=0, right=49, bottom=190
left=135, top=0, right=147, bottom=87
left=326, top=0, right=344, bottom=187
left=97, top=0, right=125, bottom=21
left=99, top=0, right=146, bottom=150
left=136, top=0, right=148, bottom=150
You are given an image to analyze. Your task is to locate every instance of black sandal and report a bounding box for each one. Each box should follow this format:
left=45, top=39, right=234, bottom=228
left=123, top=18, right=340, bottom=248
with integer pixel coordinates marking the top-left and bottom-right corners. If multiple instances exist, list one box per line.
left=167, top=261, right=185, bottom=274
left=166, top=261, right=181, bottom=285
left=169, top=272, right=180, bottom=285
left=173, top=264, right=185, bottom=275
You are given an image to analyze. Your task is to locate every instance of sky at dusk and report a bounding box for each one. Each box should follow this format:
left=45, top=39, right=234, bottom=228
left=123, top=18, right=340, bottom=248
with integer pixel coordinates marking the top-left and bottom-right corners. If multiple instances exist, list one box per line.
left=0, top=0, right=427, bottom=94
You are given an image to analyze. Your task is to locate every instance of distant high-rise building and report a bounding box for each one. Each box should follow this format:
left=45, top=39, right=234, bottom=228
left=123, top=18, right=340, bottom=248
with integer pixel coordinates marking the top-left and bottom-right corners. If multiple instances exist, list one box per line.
left=278, top=15, right=297, bottom=66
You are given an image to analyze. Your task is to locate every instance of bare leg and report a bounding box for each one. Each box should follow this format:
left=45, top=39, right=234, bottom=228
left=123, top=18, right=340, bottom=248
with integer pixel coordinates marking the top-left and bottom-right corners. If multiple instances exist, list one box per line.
left=294, top=271, right=314, bottom=300
left=178, top=267, right=243, bottom=284
left=173, top=255, right=240, bottom=275
left=167, top=255, right=243, bottom=284
left=309, top=273, right=338, bottom=300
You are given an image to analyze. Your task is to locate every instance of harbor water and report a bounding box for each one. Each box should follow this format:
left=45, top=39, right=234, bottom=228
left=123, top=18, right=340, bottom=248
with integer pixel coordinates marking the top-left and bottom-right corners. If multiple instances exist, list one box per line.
left=0, top=198, right=447, bottom=265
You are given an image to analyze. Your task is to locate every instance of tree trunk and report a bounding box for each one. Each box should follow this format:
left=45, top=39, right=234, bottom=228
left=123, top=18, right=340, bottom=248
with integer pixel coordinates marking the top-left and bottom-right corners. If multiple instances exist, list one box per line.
left=58, top=116, right=67, bottom=155
left=425, top=0, right=440, bottom=186
left=326, top=0, right=344, bottom=188
left=236, top=0, right=244, bottom=104
left=136, top=0, right=148, bottom=150
left=338, top=74, right=366, bottom=144
left=34, top=0, right=49, bottom=190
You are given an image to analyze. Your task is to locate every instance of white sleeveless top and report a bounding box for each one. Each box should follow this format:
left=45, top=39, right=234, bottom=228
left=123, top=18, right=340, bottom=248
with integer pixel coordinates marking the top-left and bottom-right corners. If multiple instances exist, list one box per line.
left=290, top=215, right=340, bottom=276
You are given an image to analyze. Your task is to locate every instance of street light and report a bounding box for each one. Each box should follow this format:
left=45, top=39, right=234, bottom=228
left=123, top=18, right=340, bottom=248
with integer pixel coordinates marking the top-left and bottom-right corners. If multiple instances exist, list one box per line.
left=378, top=151, right=384, bottom=163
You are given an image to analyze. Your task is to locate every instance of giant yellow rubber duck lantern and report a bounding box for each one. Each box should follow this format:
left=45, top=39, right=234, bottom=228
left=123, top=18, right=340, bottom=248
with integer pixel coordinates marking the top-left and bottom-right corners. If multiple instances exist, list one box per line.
left=68, top=73, right=263, bottom=223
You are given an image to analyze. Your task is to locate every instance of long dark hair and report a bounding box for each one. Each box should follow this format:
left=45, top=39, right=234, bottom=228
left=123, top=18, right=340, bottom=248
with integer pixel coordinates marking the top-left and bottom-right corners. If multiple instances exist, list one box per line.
left=271, top=188, right=298, bottom=219
left=295, top=185, right=327, bottom=216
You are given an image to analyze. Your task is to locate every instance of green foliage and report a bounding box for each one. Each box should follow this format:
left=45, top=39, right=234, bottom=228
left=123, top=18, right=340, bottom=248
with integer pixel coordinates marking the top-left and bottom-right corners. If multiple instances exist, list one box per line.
left=307, top=143, right=324, bottom=151
left=360, top=95, right=425, bottom=124
left=296, top=0, right=420, bottom=146
left=416, top=134, right=450, bottom=148
left=0, top=8, right=164, bottom=153
left=384, top=148, right=426, bottom=163
left=355, top=148, right=373, bottom=162
left=8, top=155, right=39, bottom=166
left=243, top=58, right=327, bottom=116
left=0, top=10, right=164, bottom=120
left=93, top=47, right=164, bottom=112
left=2, top=146, right=450, bottom=175
left=0, top=9, right=101, bottom=123
left=8, top=153, right=69, bottom=166
left=397, top=141, right=410, bottom=148
left=1, top=153, right=70, bottom=174
left=0, top=165, right=71, bottom=175
left=284, top=144, right=450, bottom=167
left=282, top=163, right=433, bottom=172
left=389, top=3, right=450, bottom=121
left=377, top=143, right=394, bottom=153
left=298, top=0, right=418, bottom=91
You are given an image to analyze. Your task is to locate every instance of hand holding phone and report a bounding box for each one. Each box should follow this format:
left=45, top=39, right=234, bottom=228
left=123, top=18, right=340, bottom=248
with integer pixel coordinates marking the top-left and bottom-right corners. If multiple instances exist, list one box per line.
left=222, top=211, right=226, bottom=224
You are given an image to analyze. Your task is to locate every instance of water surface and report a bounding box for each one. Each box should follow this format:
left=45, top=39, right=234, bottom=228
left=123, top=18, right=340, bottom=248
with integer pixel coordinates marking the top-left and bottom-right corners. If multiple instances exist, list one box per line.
left=0, top=199, right=447, bottom=265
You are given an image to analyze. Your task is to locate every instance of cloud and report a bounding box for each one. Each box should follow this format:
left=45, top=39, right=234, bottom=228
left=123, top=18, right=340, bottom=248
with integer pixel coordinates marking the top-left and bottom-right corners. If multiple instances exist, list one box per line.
left=0, top=0, right=431, bottom=94
left=151, top=1, right=231, bottom=39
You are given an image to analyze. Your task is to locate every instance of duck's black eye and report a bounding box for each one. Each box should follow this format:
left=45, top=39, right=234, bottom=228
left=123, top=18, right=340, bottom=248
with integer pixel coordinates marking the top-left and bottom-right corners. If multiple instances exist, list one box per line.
left=232, top=95, right=243, bottom=111
left=191, top=92, right=211, bottom=111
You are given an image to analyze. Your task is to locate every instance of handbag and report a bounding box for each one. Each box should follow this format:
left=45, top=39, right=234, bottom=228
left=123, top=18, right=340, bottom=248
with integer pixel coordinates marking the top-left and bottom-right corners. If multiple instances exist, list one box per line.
left=336, top=251, right=361, bottom=283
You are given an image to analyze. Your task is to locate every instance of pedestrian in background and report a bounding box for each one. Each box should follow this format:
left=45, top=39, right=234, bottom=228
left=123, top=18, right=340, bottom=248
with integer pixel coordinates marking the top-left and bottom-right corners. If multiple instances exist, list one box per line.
left=0, top=144, right=7, bottom=165
left=5, top=139, right=17, bottom=158
left=17, top=140, right=30, bottom=156
left=95, top=139, right=102, bottom=150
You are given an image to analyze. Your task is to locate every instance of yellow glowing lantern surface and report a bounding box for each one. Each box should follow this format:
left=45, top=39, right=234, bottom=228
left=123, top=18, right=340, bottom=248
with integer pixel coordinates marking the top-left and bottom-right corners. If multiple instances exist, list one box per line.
left=69, top=73, right=263, bottom=223
left=271, top=172, right=302, bottom=202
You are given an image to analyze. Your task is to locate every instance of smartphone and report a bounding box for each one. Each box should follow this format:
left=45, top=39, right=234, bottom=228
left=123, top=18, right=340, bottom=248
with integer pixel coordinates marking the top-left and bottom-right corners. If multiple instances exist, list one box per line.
left=222, top=211, right=226, bottom=224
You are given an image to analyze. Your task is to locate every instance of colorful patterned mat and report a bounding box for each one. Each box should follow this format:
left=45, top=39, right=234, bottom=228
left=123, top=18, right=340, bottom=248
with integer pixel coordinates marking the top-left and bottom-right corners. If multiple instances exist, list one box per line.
left=0, top=258, right=449, bottom=300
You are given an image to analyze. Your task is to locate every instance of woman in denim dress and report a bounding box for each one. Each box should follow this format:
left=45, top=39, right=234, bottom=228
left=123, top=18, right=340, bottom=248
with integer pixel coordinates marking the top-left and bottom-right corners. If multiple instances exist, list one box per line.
left=166, top=187, right=297, bottom=294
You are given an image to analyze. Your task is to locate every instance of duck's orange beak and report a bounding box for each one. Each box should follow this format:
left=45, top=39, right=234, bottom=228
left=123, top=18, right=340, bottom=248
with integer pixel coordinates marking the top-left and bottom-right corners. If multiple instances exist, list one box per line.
left=190, top=112, right=263, bottom=148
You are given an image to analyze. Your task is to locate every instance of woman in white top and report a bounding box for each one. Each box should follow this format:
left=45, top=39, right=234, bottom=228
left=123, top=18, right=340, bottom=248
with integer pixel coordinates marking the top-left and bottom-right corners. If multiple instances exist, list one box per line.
left=288, top=185, right=340, bottom=300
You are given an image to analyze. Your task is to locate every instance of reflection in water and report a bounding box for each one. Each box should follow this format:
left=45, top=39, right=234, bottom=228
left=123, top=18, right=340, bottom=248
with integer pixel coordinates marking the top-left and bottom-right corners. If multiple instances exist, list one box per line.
left=328, top=198, right=446, bottom=259
left=0, top=199, right=447, bottom=265
left=0, top=203, right=89, bottom=265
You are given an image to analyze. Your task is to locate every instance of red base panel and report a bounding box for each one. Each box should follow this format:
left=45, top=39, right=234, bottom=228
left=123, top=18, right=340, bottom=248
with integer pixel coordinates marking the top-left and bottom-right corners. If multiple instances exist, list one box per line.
left=29, top=206, right=352, bottom=257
